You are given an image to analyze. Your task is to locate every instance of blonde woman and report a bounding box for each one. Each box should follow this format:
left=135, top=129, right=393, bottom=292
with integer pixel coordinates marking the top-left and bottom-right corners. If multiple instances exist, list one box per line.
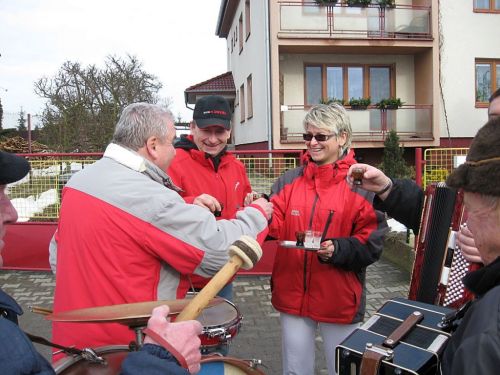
left=269, top=103, right=388, bottom=375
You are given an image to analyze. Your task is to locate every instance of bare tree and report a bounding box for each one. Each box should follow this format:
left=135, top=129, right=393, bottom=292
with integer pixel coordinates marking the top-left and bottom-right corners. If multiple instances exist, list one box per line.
left=35, top=54, right=168, bottom=151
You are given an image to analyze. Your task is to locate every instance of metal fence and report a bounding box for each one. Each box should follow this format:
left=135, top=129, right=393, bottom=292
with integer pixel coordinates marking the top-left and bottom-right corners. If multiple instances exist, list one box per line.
left=8, top=151, right=302, bottom=222
left=422, top=148, right=469, bottom=188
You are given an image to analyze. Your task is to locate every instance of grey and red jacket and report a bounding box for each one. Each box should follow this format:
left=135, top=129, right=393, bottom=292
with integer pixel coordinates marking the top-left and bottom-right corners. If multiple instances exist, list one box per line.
left=269, top=150, right=388, bottom=324
left=51, top=143, right=268, bottom=357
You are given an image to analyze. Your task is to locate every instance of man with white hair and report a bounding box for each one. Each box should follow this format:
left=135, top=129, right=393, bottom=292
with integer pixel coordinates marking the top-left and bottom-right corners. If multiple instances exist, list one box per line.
left=50, top=103, right=273, bottom=360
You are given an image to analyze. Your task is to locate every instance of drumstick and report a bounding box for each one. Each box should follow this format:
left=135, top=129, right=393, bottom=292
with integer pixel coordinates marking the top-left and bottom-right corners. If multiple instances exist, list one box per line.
left=176, top=235, right=262, bottom=322
left=30, top=306, right=53, bottom=316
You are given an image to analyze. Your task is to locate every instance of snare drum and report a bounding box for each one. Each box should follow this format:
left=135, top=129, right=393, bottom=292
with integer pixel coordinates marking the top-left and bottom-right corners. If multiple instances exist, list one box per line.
left=196, top=299, right=242, bottom=353
left=53, top=345, right=129, bottom=374
left=199, top=355, right=266, bottom=374
left=54, top=347, right=265, bottom=375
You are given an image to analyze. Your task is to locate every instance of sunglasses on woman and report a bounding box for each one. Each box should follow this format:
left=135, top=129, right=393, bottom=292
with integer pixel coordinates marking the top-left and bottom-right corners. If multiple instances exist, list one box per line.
left=302, top=133, right=336, bottom=142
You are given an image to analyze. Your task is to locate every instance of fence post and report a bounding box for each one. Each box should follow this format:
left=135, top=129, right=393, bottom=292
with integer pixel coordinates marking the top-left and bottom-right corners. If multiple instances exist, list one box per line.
left=415, top=147, right=423, bottom=188
left=27, top=113, right=32, bottom=153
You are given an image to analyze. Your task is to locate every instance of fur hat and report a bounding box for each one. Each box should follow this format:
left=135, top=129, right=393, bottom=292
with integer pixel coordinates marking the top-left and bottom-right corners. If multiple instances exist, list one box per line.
left=447, top=117, right=500, bottom=196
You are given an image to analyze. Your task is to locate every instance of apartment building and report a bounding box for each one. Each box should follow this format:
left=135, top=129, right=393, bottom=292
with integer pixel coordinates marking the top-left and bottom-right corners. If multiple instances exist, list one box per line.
left=185, top=1, right=499, bottom=163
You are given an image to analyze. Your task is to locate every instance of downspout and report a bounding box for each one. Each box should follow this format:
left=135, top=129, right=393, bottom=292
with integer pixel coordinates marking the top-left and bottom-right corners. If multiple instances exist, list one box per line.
left=264, top=0, right=272, bottom=151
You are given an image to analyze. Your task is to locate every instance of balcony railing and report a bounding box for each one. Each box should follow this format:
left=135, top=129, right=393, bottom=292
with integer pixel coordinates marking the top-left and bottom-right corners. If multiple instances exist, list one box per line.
left=278, top=1, right=431, bottom=39
left=280, top=104, right=433, bottom=143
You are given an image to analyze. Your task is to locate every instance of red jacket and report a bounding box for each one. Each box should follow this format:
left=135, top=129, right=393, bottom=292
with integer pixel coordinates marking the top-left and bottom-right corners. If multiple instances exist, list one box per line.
left=168, top=135, right=252, bottom=220
left=269, top=150, right=388, bottom=324
left=168, top=135, right=253, bottom=288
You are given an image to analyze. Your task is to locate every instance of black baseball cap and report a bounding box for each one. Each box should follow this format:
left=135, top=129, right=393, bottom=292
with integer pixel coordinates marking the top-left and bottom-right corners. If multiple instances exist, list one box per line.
left=193, top=95, right=232, bottom=130
left=0, top=151, right=30, bottom=185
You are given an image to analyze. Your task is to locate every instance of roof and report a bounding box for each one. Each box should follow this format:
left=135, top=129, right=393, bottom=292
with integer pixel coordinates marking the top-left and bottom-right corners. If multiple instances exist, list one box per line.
left=184, top=71, right=236, bottom=105
left=216, top=0, right=239, bottom=38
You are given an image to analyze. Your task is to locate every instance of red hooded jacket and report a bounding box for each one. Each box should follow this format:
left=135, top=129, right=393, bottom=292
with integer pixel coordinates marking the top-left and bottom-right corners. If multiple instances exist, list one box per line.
left=269, top=150, right=388, bottom=323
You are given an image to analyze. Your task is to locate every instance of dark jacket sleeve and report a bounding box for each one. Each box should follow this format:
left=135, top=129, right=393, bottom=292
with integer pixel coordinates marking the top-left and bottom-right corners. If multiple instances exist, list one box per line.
left=373, top=178, right=424, bottom=234
left=120, top=344, right=189, bottom=375
left=324, top=206, right=388, bottom=272
left=0, top=318, right=55, bottom=375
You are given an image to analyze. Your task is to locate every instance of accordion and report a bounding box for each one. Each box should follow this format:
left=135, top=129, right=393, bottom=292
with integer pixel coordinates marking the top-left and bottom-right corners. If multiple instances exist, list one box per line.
left=409, top=183, right=480, bottom=308
left=336, top=298, right=453, bottom=375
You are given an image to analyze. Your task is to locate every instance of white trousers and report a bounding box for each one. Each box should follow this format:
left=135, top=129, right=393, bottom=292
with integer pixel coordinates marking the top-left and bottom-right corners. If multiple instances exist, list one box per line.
left=280, top=312, right=359, bottom=375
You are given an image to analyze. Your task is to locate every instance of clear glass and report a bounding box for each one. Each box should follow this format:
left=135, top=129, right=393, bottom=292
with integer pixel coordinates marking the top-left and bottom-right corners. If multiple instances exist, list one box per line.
left=304, top=230, right=322, bottom=249
left=306, top=66, right=322, bottom=105
left=370, top=67, right=391, bottom=103
left=348, top=67, right=364, bottom=99
left=474, top=0, right=490, bottom=9
left=327, top=66, right=343, bottom=101
left=476, top=63, right=491, bottom=102
left=497, top=64, right=500, bottom=91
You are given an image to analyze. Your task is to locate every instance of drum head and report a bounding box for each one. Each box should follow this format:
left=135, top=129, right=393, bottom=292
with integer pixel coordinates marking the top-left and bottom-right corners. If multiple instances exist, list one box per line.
left=197, top=299, right=239, bottom=327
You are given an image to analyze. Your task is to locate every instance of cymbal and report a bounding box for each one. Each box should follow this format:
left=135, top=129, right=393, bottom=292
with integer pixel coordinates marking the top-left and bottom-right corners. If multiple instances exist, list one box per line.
left=46, top=297, right=225, bottom=327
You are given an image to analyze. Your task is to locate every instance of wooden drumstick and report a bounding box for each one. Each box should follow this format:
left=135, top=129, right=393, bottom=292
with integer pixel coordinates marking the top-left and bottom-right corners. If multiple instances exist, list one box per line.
left=176, top=235, right=262, bottom=322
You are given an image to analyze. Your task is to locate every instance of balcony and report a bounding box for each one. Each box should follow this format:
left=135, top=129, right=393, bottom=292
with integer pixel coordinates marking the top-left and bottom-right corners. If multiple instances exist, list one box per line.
left=280, top=104, right=433, bottom=143
left=278, top=1, right=431, bottom=40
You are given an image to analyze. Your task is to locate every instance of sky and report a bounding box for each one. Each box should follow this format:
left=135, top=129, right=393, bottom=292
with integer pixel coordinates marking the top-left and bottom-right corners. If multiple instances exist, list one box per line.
left=0, top=0, right=227, bottom=128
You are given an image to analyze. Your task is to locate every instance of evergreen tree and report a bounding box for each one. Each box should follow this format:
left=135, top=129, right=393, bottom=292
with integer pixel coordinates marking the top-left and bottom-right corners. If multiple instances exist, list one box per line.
left=17, top=108, right=27, bottom=131
left=379, top=130, right=412, bottom=179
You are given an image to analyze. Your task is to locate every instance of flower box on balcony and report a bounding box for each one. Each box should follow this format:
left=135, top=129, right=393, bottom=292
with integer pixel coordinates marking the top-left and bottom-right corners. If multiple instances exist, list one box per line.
left=320, top=97, right=345, bottom=106
left=376, top=97, right=403, bottom=110
left=314, top=0, right=339, bottom=5
left=349, top=97, right=371, bottom=110
left=346, top=0, right=372, bottom=7
left=376, top=0, right=396, bottom=8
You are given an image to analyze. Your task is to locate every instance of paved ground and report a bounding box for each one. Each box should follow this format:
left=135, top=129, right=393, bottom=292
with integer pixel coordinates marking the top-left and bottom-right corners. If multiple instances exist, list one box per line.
left=1, top=258, right=410, bottom=375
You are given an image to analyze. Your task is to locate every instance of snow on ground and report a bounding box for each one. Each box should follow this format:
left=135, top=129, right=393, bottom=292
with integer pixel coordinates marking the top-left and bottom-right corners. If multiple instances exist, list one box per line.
left=11, top=189, right=58, bottom=222
left=387, top=218, right=408, bottom=233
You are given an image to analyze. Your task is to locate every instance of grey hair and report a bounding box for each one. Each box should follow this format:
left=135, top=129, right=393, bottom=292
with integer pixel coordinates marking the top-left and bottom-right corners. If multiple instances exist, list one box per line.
left=112, top=103, right=175, bottom=151
left=303, top=103, right=352, bottom=156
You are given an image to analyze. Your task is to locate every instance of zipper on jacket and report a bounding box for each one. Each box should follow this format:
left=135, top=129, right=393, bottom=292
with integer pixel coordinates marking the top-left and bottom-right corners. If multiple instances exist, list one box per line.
left=321, top=210, right=335, bottom=241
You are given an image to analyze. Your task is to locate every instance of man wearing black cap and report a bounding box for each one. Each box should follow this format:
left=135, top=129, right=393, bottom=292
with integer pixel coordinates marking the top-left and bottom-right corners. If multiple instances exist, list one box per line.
left=168, top=95, right=256, bottom=302
left=0, top=151, right=204, bottom=374
left=440, top=117, right=500, bottom=375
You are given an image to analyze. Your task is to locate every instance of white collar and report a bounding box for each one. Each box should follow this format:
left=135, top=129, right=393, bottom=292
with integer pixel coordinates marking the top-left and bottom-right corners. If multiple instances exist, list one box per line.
left=103, top=143, right=146, bottom=172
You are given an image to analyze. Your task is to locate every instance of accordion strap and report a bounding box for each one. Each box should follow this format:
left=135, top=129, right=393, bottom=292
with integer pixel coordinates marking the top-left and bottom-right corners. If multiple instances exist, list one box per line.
left=360, top=348, right=386, bottom=375
left=360, top=311, right=424, bottom=375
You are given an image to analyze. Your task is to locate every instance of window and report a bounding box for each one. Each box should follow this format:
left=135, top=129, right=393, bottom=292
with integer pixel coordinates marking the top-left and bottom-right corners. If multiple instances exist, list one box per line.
left=240, top=83, right=245, bottom=123
left=369, top=67, right=391, bottom=103
left=239, top=14, right=244, bottom=52
left=245, top=0, right=251, bottom=40
left=347, top=67, right=363, bottom=99
left=305, top=66, right=322, bottom=104
left=473, top=0, right=500, bottom=12
left=475, top=59, right=500, bottom=104
left=247, top=75, right=253, bottom=119
left=305, top=64, right=394, bottom=105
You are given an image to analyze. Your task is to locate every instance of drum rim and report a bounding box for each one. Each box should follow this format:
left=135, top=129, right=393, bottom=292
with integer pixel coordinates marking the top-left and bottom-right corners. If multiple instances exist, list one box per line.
left=53, top=345, right=130, bottom=373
